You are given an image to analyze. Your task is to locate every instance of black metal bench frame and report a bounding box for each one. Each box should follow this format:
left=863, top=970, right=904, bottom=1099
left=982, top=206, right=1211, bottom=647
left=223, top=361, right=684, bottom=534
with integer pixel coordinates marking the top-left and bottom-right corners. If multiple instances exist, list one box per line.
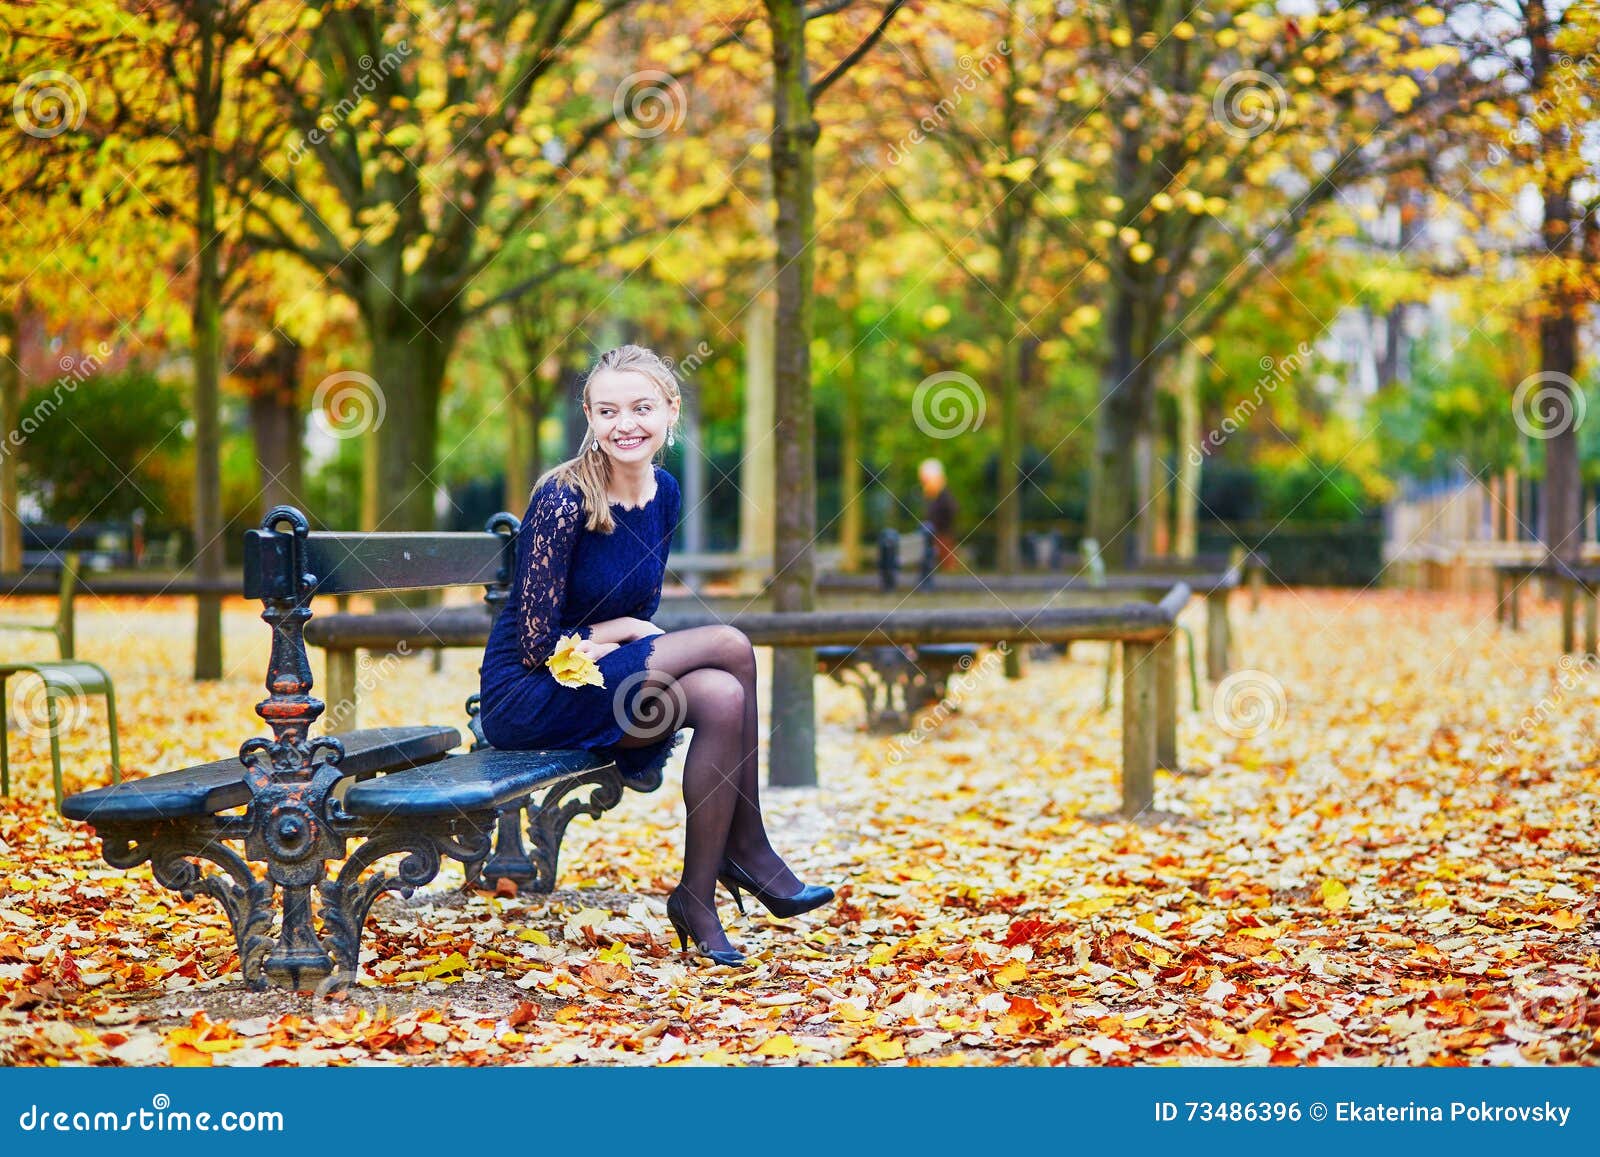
left=63, top=505, right=651, bottom=992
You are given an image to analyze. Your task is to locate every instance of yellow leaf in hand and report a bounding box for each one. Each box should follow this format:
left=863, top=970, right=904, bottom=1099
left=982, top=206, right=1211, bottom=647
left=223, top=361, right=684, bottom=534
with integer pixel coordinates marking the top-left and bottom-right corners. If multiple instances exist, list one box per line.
left=547, top=633, right=604, bottom=688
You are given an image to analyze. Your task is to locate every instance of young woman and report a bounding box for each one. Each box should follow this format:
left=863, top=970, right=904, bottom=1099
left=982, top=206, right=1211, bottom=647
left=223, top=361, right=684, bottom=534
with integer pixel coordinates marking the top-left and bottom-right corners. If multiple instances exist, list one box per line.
left=477, top=344, right=832, bottom=966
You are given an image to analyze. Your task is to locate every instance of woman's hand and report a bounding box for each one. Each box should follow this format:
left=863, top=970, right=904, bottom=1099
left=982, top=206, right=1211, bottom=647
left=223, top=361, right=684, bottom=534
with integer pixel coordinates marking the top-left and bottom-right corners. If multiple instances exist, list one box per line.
left=579, top=617, right=665, bottom=648
left=629, top=617, right=666, bottom=642
left=574, top=639, right=621, bottom=662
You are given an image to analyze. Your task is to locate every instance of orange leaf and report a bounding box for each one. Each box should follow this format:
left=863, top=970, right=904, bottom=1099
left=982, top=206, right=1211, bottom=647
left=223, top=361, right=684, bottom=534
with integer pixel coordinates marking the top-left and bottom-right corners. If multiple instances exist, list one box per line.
left=168, top=1044, right=212, bottom=1067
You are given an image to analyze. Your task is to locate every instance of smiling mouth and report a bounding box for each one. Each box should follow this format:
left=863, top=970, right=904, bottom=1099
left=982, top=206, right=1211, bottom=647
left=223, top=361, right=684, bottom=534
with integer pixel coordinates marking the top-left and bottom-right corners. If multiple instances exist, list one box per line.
left=614, top=436, right=646, bottom=448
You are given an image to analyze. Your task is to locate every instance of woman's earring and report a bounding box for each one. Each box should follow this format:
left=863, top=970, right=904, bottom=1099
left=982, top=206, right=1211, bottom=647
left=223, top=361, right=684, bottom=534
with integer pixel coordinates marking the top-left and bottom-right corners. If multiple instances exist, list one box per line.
left=589, top=439, right=601, bottom=454
left=667, top=427, right=676, bottom=448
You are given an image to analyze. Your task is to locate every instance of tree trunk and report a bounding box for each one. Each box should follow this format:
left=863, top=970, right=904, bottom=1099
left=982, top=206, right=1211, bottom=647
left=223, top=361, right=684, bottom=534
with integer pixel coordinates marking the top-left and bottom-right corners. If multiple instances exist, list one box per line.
left=739, top=286, right=776, bottom=591
left=765, top=0, right=818, bottom=787
left=996, top=332, right=1023, bottom=574
left=191, top=10, right=224, bottom=680
left=992, top=210, right=1024, bottom=575
left=366, top=318, right=453, bottom=534
left=838, top=272, right=863, bottom=573
left=1540, top=292, right=1582, bottom=563
left=679, top=373, right=705, bottom=556
left=1090, top=277, right=1152, bottom=567
left=504, top=367, right=528, bottom=513
left=1530, top=0, right=1583, bottom=565
left=0, top=309, right=21, bottom=573
left=1174, top=346, right=1201, bottom=559
left=248, top=337, right=304, bottom=516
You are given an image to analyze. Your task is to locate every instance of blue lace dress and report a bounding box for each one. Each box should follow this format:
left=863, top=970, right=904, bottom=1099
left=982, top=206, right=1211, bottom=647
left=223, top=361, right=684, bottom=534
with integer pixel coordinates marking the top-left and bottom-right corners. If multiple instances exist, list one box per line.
left=477, top=464, right=686, bottom=788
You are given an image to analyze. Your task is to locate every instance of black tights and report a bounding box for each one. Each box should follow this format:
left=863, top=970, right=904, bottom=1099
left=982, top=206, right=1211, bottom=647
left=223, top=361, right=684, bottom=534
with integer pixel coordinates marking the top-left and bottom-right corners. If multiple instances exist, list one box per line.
left=612, top=624, right=802, bottom=951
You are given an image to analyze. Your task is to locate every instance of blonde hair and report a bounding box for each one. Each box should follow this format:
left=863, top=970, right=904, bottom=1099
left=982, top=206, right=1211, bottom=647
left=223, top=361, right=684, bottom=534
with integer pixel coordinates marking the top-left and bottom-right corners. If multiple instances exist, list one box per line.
left=531, top=344, right=682, bottom=534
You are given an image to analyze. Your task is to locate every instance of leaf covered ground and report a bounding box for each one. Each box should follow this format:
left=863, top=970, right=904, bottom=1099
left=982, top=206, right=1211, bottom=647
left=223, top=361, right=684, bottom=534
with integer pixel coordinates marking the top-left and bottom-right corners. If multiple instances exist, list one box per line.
left=0, top=588, right=1596, bottom=1066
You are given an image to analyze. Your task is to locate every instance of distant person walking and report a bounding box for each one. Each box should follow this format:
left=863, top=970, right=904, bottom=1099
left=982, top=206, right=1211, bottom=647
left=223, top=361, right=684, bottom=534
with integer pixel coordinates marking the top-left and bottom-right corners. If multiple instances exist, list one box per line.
left=919, top=458, right=959, bottom=572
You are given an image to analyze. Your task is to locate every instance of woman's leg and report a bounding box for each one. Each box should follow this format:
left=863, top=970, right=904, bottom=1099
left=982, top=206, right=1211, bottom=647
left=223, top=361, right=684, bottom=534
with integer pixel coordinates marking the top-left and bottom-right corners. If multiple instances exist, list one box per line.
left=632, top=666, right=747, bottom=952
left=614, top=625, right=804, bottom=895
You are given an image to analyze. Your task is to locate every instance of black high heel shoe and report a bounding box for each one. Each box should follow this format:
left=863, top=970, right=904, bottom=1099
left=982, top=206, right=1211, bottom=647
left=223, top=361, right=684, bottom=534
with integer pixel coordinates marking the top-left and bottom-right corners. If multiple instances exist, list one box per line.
left=665, top=888, right=746, bottom=966
left=718, top=858, right=835, bottom=919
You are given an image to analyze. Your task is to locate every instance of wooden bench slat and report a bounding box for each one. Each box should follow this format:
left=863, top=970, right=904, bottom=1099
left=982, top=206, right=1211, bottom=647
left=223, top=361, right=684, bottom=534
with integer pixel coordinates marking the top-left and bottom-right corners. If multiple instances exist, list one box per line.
left=61, top=725, right=462, bottom=823
left=342, top=748, right=612, bottom=818
left=244, top=531, right=506, bottom=599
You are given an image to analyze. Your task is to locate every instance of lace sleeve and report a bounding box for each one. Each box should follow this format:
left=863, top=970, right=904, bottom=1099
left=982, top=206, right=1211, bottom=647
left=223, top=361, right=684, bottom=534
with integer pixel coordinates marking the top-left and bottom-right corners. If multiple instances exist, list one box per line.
left=640, top=473, right=681, bottom=620
left=514, top=482, right=591, bottom=670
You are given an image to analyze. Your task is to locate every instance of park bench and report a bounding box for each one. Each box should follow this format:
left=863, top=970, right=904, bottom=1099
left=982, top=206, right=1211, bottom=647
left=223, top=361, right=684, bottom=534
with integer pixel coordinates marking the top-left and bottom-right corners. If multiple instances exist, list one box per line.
left=825, top=535, right=1242, bottom=681
left=21, top=517, right=142, bottom=572
left=814, top=641, right=981, bottom=732
left=810, top=530, right=981, bottom=729
left=1494, top=558, right=1600, bottom=655
left=61, top=505, right=651, bottom=992
left=301, top=572, right=1195, bottom=816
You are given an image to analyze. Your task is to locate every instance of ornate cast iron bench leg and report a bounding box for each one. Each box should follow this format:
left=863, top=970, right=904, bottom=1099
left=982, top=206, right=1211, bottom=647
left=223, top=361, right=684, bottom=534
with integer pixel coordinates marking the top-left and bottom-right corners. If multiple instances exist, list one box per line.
left=98, top=817, right=276, bottom=988
left=475, top=766, right=625, bottom=893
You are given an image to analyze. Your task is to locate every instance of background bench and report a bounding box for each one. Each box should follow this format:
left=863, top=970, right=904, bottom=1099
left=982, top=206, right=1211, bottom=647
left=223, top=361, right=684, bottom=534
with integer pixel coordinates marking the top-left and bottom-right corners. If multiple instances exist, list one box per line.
left=1494, top=559, right=1600, bottom=655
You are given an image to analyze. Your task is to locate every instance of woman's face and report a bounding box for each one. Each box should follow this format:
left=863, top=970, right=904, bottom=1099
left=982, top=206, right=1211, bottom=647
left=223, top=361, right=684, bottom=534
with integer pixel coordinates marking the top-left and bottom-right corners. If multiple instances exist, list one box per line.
left=585, top=368, right=677, bottom=464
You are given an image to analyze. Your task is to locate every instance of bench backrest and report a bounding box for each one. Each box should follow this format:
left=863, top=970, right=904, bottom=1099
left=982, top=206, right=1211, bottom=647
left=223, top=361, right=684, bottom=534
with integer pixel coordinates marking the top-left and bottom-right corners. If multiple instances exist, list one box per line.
left=243, top=506, right=519, bottom=602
